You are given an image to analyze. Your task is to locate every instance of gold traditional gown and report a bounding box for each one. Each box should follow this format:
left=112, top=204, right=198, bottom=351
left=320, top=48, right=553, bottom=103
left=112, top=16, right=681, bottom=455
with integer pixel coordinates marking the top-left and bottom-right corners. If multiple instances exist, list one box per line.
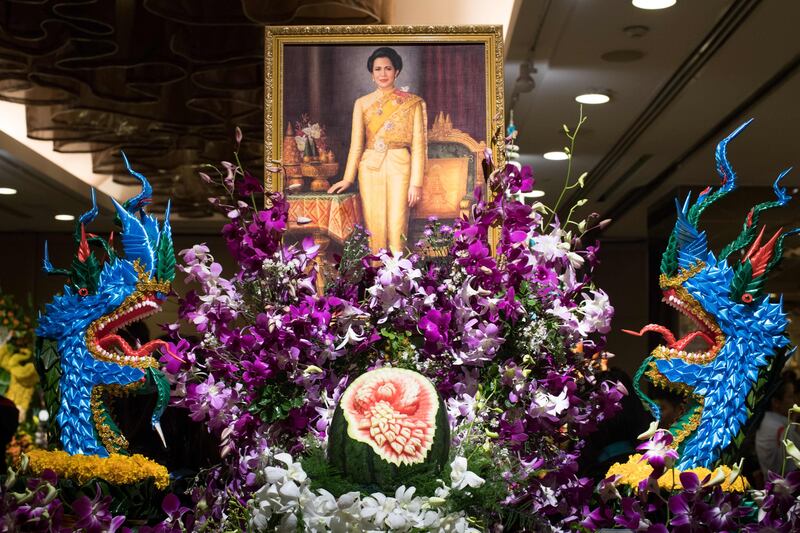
left=341, top=88, right=427, bottom=254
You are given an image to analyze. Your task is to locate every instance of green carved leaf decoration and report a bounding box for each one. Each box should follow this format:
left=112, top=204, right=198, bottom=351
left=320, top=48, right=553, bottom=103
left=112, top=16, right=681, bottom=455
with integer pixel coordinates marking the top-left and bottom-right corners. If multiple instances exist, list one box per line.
left=70, top=252, right=102, bottom=293
left=249, top=380, right=305, bottom=424
left=156, top=231, right=175, bottom=283
left=660, top=232, right=679, bottom=275
left=34, top=337, right=62, bottom=446
left=720, top=224, right=757, bottom=262
left=745, top=275, right=766, bottom=296
left=729, top=259, right=752, bottom=302
left=147, top=367, right=171, bottom=423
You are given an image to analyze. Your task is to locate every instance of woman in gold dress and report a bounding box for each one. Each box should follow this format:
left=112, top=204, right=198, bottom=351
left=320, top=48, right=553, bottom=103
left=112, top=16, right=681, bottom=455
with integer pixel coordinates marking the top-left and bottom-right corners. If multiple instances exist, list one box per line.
left=327, top=47, right=426, bottom=254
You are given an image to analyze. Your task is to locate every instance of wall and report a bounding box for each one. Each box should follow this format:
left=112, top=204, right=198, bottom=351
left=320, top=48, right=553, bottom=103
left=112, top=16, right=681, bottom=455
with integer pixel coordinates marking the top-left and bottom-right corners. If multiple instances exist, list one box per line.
left=0, top=231, right=236, bottom=342
left=592, top=240, right=651, bottom=378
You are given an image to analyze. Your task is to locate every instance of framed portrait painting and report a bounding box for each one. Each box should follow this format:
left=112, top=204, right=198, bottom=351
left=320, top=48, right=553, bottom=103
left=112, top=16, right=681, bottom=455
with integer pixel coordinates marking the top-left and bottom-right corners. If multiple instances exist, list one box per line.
left=265, top=25, right=504, bottom=276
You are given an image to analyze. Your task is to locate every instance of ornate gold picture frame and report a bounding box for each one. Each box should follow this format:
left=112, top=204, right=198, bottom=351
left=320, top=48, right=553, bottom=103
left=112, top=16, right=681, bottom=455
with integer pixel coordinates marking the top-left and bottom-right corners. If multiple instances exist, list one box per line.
left=265, top=25, right=503, bottom=266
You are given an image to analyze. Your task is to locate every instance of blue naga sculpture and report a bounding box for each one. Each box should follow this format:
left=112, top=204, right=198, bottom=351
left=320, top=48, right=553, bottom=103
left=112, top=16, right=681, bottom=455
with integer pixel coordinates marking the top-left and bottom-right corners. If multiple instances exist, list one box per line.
left=35, top=155, right=175, bottom=457
left=627, top=120, right=798, bottom=470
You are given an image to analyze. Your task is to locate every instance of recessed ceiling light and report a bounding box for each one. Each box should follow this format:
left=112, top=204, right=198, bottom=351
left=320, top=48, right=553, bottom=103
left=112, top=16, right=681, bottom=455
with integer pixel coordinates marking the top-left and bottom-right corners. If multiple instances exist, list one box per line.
left=632, top=0, right=676, bottom=10
left=0, top=187, right=17, bottom=195
left=543, top=151, right=569, bottom=161
left=54, top=214, right=75, bottom=221
left=576, top=93, right=610, bottom=105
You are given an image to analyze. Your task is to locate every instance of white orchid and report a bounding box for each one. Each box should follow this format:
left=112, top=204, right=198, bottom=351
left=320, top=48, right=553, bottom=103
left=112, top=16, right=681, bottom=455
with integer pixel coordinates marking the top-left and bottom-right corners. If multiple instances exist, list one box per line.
left=267, top=453, right=308, bottom=484
left=449, top=457, right=485, bottom=490
left=335, top=324, right=366, bottom=350
left=528, top=386, right=570, bottom=419
left=302, top=123, right=322, bottom=139
left=249, top=452, right=484, bottom=532
left=530, top=232, right=570, bottom=262
left=360, top=492, right=397, bottom=525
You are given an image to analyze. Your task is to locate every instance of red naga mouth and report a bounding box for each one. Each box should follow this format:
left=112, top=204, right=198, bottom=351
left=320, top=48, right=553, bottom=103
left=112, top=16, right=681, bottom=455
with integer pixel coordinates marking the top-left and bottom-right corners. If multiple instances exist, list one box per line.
left=623, top=288, right=723, bottom=364
left=88, top=295, right=166, bottom=366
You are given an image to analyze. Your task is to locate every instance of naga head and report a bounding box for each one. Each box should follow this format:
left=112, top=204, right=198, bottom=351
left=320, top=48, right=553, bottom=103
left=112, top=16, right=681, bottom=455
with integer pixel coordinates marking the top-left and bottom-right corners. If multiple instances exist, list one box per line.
left=35, top=154, right=175, bottom=456
left=628, top=120, right=798, bottom=469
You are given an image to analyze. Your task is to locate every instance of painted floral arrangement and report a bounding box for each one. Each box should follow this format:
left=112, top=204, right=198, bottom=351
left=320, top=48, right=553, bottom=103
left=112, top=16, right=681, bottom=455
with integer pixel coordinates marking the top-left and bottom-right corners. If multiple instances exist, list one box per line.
left=293, top=113, right=333, bottom=162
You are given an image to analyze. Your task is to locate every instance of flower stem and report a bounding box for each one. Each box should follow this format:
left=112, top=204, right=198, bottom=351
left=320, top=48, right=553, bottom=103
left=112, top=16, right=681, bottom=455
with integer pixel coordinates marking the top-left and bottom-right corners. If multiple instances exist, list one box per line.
left=780, top=408, right=795, bottom=476
left=546, top=105, right=586, bottom=228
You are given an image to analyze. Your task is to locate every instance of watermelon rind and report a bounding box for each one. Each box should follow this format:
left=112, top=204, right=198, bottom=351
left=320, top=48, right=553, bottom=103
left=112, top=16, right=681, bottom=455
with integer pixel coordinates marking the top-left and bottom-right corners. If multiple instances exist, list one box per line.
left=328, top=367, right=450, bottom=490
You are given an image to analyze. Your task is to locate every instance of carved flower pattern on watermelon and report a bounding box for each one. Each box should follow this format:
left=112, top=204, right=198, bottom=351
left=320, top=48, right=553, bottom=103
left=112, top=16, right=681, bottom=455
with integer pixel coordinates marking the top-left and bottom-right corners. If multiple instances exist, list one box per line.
left=341, top=367, right=438, bottom=466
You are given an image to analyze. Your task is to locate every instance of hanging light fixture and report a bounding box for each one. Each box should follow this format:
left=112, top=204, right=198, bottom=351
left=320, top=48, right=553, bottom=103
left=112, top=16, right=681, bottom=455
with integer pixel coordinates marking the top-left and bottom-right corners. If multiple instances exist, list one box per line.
left=515, top=61, right=536, bottom=93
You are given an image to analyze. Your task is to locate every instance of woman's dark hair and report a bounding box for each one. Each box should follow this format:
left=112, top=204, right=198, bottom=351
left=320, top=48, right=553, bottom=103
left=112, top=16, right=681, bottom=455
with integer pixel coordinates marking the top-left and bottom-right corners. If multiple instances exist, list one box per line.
left=367, top=47, right=402, bottom=73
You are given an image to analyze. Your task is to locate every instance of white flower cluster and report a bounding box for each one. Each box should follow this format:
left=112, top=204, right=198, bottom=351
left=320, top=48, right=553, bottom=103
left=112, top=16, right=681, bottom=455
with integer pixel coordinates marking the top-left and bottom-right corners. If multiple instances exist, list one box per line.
left=520, top=315, right=549, bottom=354
left=261, top=254, right=316, bottom=300
left=249, top=453, right=484, bottom=532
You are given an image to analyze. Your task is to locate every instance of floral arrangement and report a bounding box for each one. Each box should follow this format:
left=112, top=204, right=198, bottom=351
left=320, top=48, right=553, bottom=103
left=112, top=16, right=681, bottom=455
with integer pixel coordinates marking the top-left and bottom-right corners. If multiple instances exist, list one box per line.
left=0, top=463, right=192, bottom=532
left=583, top=427, right=800, bottom=531
left=156, top=118, right=626, bottom=531
left=0, top=290, right=39, bottom=423
left=6, top=430, right=34, bottom=467
left=0, top=291, right=34, bottom=350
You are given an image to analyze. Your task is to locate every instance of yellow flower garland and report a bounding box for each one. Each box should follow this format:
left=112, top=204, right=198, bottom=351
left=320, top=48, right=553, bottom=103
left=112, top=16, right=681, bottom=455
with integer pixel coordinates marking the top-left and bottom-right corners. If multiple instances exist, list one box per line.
left=26, top=450, right=169, bottom=490
left=606, top=454, right=749, bottom=493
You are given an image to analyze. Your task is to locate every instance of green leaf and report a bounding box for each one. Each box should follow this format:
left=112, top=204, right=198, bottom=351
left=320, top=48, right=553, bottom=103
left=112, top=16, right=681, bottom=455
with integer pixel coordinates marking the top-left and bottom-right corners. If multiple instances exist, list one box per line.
left=249, top=380, right=305, bottom=424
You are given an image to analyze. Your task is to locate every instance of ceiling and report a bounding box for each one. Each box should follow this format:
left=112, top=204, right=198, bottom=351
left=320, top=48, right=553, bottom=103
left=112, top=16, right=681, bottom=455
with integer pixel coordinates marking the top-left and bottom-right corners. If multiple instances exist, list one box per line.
left=506, top=0, right=799, bottom=241
left=0, top=0, right=797, bottom=246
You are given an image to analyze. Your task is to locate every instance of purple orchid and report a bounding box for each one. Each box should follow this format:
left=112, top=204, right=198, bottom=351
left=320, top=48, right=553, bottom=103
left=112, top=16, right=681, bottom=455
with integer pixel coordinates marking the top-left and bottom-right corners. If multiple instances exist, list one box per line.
left=637, top=429, right=680, bottom=472
left=138, top=494, right=195, bottom=533
left=71, top=486, right=126, bottom=533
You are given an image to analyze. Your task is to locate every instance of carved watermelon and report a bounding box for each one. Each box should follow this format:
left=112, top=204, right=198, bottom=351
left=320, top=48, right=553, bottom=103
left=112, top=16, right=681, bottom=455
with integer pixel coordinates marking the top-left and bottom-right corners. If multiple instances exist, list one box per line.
left=328, top=367, right=449, bottom=489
